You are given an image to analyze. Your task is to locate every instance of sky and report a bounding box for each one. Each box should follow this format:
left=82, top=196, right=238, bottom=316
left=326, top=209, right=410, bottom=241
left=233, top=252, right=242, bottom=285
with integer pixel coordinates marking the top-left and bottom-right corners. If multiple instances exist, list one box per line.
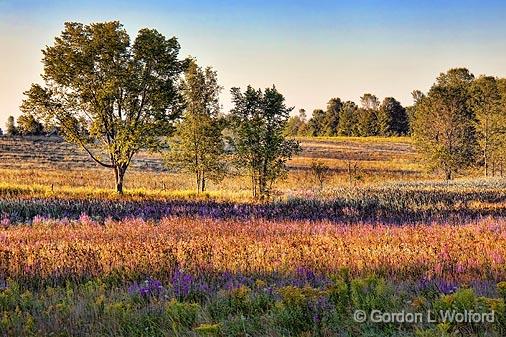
left=1, top=0, right=506, bottom=126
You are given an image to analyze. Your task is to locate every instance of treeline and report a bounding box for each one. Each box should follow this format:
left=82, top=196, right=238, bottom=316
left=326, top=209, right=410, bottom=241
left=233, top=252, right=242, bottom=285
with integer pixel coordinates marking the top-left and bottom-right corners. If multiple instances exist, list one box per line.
left=412, top=68, right=506, bottom=179
left=285, top=94, right=409, bottom=137
left=2, top=114, right=46, bottom=136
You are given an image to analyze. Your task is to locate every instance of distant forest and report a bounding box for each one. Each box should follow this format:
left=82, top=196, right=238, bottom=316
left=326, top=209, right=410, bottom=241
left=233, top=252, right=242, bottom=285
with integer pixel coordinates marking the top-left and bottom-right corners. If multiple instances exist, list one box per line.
left=285, top=94, right=409, bottom=137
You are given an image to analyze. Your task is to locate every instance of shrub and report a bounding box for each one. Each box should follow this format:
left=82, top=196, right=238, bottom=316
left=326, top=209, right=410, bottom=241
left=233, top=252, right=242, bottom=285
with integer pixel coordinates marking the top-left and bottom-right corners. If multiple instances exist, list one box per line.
left=166, top=299, right=201, bottom=332
left=351, top=275, right=397, bottom=312
left=498, top=281, right=506, bottom=300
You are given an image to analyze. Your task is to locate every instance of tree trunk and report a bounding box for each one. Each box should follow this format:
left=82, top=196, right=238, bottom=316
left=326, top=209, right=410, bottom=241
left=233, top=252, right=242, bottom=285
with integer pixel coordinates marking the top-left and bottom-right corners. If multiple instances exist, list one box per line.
left=115, top=166, right=126, bottom=194
left=484, top=147, right=488, bottom=176
left=251, top=169, right=257, bottom=199
left=445, top=170, right=452, bottom=181
left=196, top=170, right=201, bottom=194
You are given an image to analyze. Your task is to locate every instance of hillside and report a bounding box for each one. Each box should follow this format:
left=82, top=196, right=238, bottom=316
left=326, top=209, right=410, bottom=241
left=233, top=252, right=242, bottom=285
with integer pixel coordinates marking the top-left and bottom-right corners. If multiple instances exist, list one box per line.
left=0, top=136, right=166, bottom=171
left=0, top=135, right=417, bottom=172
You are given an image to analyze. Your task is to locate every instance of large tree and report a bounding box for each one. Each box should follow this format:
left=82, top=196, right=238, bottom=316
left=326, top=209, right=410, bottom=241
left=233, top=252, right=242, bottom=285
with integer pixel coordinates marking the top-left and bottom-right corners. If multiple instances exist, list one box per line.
left=495, top=78, right=506, bottom=176
left=406, top=90, right=426, bottom=134
left=307, top=109, right=326, bottom=136
left=323, top=97, right=342, bottom=136
left=412, top=69, right=478, bottom=180
left=337, top=101, right=359, bottom=136
left=20, top=21, right=185, bottom=193
left=229, top=85, right=301, bottom=199
left=357, top=93, right=379, bottom=136
left=167, top=59, right=225, bottom=193
left=377, top=97, right=408, bottom=136
left=470, top=76, right=506, bottom=176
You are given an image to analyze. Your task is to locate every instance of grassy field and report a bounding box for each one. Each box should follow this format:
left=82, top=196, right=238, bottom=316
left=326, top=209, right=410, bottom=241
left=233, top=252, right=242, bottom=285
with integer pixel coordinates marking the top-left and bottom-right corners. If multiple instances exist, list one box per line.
left=0, top=136, right=423, bottom=194
left=0, top=136, right=505, bottom=336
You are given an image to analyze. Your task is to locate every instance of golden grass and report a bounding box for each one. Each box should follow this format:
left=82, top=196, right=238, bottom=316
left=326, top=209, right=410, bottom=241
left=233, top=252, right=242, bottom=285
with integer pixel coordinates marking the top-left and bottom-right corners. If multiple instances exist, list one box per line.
left=1, top=216, right=505, bottom=282
left=294, top=135, right=414, bottom=144
left=0, top=136, right=429, bottom=197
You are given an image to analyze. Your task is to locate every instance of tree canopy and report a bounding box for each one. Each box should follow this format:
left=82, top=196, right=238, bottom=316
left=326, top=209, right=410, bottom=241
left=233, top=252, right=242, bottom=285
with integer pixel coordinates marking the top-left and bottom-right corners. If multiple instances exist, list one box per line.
left=21, top=21, right=186, bottom=193
left=412, top=68, right=479, bottom=179
left=166, top=59, right=226, bottom=193
left=229, top=85, right=301, bottom=199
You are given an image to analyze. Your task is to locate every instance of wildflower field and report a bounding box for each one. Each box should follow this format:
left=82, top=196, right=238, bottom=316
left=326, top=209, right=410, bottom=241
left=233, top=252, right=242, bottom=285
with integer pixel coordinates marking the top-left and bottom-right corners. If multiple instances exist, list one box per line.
left=0, top=138, right=505, bottom=336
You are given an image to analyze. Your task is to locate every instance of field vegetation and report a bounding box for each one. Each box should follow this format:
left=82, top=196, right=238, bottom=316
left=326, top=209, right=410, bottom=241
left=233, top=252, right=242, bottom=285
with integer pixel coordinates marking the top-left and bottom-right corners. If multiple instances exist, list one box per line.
left=0, top=20, right=505, bottom=337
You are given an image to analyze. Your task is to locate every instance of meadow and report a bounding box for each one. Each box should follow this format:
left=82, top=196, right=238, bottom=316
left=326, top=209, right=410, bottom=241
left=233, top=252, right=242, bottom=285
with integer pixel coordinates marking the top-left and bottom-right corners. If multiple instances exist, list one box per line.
left=0, top=136, right=505, bottom=336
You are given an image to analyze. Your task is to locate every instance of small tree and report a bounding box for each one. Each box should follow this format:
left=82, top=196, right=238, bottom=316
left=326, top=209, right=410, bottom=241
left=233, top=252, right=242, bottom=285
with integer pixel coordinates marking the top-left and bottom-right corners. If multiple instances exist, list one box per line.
left=285, top=109, right=308, bottom=136
left=167, top=59, right=226, bottom=193
left=406, top=90, right=426, bottom=135
left=229, top=85, right=301, bottom=199
left=5, top=116, right=17, bottom=136
left=21, top=21, right=186, bottom=193
left=346, top=160, right=363, bottom=186
left=310, top=160, right=331, bottom=190
left=17, top=113, right=44, bottom=136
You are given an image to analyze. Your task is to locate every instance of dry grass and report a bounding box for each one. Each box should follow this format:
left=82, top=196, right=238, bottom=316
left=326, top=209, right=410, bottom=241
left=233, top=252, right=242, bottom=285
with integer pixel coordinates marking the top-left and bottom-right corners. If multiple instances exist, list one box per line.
left=0, top=136, right=425, bottom=196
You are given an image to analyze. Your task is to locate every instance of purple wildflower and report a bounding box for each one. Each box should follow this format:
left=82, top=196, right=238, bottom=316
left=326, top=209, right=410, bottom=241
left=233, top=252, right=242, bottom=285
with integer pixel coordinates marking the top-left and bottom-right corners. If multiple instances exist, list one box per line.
left=171, top=268, right=194, bottom=300
left=128, top=278, right=166, bottom=299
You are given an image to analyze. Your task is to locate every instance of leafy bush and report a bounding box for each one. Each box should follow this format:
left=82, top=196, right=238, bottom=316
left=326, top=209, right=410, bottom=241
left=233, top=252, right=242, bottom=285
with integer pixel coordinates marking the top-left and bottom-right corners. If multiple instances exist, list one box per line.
left=166, top=299, right=201, bottom=332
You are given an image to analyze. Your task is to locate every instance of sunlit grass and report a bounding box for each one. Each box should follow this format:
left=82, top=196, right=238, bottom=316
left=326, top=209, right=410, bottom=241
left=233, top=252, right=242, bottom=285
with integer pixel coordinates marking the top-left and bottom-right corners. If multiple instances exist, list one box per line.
left=1, top=216, right=505, bottom=285
left=294, top=135, right=414, bottom=143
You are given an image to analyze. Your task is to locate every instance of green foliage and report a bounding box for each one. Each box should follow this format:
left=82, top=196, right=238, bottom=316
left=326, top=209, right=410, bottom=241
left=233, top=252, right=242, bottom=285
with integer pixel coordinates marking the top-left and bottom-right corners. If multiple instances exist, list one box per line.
left=357, top=93, right=380, bottom=136
left=274, top=285, right=328, bottom=335
left=194, top=323, right=221, bottom=336
left=310, top=159, right=331, bottom=190
left=166, top=299, right=200, bottom=332
left=323, top=97, right=342, bottom=136
left=327, top=271, right=352, bottom=314
left=412, top=68, right=479, bottom=180
left=337, top=101, right=359, bottom=136
left=415, top=323, right=457, bottom=337
left=307, top=109, right=326, bottom=136
left=470, top=75, right=506, bottom=176
left=433, top=288, right=504, bottom=335
left=16, top=113, right=44, bottom=136
left=20, top=21, right=186, bottom=193
left=0, top=277, right=505, bottom=336
left=351, top=275, right=397, bottom=313
left=5, top=115, right=17, bottom=136
left=357, top=107, right=379, bottom=136
left=306, top=94, right=409, bottom=137
left=228, top=85, right=301, bottom=199
left=378, top=97, right=409, bottom=136
left=284, top=108, right=308, bottom=136
left=498, top=281, right=506, bottom=300
left=167, top=59, right=226, bottom=193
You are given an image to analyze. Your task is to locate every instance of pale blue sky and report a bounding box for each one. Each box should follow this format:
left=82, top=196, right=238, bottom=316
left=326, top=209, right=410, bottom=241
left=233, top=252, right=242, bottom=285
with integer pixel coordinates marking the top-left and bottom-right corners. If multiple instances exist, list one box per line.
left=1, top=0, right=505, bottom=126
